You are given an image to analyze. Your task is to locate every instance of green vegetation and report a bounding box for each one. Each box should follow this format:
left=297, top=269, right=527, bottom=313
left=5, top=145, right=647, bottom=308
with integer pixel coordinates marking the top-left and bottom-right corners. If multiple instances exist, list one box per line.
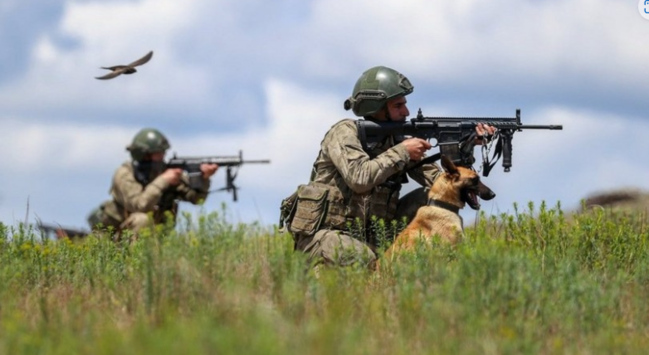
left=1, top=202, right=648, bottom=354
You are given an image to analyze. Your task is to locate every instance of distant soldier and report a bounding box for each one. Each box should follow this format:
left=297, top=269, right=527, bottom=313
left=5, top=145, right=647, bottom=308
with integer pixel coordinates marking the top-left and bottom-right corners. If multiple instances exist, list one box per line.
left=87, top=128, right=218, bottom=237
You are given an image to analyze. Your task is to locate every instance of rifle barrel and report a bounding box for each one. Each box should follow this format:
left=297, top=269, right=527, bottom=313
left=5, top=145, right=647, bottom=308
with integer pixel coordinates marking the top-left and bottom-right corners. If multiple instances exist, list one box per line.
left=173, top=155, right=240, bottom=160
left=517, top=125, right=563, bottom=130
left=418, top=117, right=517, bottom=121
left=169, top=158, right=271, bottom=165
left=215, top=159, right=271, bottom=166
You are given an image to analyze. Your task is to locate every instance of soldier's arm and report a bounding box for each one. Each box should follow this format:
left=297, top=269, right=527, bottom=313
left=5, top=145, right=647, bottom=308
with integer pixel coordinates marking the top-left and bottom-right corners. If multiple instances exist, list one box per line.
left=406, top=160, right=441, bottom=187
left=112, top=165, right=170, bottom=212
left=174, top=175, right=211, bottom=204
left=324, top=121, right=410, bottom=194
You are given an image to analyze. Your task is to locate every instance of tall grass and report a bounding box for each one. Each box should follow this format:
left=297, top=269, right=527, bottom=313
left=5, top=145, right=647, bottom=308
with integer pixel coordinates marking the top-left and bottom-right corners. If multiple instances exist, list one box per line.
left=1, top=202, right=648, bottom=354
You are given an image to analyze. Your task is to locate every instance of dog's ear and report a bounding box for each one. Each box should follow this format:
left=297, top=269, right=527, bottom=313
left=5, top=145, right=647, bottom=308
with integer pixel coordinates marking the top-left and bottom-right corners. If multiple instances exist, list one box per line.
left=441, top=155, right=459, bottom=175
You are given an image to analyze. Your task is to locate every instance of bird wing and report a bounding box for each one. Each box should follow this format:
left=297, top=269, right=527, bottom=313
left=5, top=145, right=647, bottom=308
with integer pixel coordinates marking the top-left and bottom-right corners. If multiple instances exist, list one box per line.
left=128, top=51, right=153, bottom=67
left=101, top=65, right=128, bottom=70
left=95, top=68, right=125, bottom=80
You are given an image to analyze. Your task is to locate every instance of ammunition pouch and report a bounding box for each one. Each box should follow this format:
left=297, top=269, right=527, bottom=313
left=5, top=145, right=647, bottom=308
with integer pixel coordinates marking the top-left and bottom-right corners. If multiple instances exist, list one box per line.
left=286, top=184, right=330, bottom=236
left=279, top=190, right=298, bottom=230
left=87, top=200, right=122, bottom=230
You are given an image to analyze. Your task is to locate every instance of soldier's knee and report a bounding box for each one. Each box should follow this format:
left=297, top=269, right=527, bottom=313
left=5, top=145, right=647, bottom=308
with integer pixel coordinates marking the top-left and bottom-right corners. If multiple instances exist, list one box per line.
left=122, top=213, right=152, bottom=232
left=318, top=231, right=376, bottom=267
left=87, top=206, right=122, bottom=235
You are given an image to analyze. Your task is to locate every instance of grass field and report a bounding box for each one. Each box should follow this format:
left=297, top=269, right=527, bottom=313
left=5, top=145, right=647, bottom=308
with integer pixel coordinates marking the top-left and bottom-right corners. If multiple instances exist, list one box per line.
left=1, top=201, right=648, bottom=355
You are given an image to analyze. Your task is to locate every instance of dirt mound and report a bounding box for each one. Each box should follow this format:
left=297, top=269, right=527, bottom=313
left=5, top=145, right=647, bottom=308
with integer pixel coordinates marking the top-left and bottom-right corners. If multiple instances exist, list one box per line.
left=580, top=188, right=649, bottom=212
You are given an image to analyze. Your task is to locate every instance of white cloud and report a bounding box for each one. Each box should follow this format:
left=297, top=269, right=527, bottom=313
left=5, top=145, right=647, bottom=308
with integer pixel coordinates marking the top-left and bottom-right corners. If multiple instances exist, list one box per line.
left=2, top=0, right=648, bottom=123
left=0, top=117, right=134, bottom=172
left=301, top=0, right=649, bottom=86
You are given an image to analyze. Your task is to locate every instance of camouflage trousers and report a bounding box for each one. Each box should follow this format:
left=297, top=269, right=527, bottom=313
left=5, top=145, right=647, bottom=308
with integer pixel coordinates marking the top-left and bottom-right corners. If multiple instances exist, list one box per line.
left=87, top=206, right=153, bottom=235
left=296, top=229, right=378, bottom=268
left=294, top=186, right=429, bottom=268
left=120, top=213, right=153, bottom=232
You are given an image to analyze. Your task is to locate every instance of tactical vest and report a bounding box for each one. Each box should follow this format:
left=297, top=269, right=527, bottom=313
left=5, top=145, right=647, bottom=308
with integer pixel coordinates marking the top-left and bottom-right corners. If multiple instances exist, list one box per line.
left=284, top=120, right=403, bottom=239
left=89, top=163, right=179, bottom=231
left=320, top=181, right=400, bottom=230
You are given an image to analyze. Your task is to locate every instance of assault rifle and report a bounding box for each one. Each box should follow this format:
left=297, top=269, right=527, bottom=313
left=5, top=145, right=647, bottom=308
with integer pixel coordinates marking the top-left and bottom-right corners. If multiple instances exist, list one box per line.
left=357, top=109, right=562, bottom=176
left=166, top=150, right=270, bottom=201
left=37, top=220, right=89, bottom=240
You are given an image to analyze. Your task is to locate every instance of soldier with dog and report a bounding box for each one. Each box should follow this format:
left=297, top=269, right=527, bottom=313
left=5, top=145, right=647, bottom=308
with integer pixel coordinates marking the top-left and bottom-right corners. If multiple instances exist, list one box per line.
left=280, top=66, right=495, bottom=269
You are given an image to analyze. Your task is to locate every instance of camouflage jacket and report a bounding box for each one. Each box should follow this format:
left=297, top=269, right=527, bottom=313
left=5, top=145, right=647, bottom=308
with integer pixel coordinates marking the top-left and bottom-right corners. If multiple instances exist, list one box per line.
left=310, top=119, right=441, bottom=229
left=103, top=161, right=211, bottom=224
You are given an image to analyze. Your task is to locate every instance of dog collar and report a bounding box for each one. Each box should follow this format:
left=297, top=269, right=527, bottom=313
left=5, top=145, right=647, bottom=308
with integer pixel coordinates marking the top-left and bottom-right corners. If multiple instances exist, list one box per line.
left=427, top=199, right=460, bottom=214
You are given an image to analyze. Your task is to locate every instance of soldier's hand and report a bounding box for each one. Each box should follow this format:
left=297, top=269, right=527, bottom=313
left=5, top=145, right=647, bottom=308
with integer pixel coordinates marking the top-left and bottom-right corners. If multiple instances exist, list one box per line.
left=402, top=138, right=432, bottom=161
left=201, top=163, right=218, bottom=178
left=474, top=123, right=496, bottom=145
left=161, top=168, right=183, bottom=186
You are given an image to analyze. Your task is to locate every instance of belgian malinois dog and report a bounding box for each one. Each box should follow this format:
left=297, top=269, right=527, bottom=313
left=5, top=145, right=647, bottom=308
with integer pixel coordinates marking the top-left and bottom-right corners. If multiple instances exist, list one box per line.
left=383, top=155, right=495, bottom=260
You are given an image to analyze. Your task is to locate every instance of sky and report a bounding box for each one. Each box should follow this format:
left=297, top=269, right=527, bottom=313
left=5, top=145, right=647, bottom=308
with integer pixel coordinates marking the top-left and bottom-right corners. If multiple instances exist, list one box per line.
left=1, top=0, right=649, bottom=233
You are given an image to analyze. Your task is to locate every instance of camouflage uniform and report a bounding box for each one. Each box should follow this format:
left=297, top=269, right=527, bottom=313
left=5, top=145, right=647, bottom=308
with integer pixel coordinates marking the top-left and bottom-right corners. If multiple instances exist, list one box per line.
left=88, top=128, right=211, bottom=235
left=89, top=161, right=211, bottom=233
left=281, top=66, right=442, bottom=267
left=293, top=119, right=440, bottom=267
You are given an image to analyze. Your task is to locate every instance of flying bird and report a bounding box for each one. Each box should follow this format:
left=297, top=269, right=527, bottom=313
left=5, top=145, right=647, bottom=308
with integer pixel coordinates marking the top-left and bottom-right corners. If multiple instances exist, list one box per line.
left=95, top=51, right=153, bottom=80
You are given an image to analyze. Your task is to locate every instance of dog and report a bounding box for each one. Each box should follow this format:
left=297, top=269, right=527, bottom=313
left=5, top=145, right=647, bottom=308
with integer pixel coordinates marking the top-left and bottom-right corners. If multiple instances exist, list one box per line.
left=383, top=155, right=495, bottom=261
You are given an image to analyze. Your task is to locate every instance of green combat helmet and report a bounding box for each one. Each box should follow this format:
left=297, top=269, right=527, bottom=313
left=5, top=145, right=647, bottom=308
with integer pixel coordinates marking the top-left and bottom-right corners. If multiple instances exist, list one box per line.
left=126, top=128, right=171, bottom=161
left=343, top=66, right=414, bottom=117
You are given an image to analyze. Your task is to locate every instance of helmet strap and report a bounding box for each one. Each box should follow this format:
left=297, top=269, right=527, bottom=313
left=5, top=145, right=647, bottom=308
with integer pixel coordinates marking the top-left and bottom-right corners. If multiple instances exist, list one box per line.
left=383, top=106, right=393, bottom=122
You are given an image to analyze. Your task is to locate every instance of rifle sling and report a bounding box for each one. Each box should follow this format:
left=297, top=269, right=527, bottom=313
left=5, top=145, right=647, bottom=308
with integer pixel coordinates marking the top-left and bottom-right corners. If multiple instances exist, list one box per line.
left=407, top=152, right=442, bottom=172
left=482, top=134, right=503, bottom=177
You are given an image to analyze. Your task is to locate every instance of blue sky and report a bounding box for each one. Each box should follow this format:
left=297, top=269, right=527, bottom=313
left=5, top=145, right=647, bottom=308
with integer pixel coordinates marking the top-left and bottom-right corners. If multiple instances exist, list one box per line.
left=1, top=0, right=649, bottom=231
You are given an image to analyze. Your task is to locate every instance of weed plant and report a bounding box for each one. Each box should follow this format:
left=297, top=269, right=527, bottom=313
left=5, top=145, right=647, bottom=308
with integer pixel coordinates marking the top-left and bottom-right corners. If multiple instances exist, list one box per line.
left=1, top=202, right=648, bottom=354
